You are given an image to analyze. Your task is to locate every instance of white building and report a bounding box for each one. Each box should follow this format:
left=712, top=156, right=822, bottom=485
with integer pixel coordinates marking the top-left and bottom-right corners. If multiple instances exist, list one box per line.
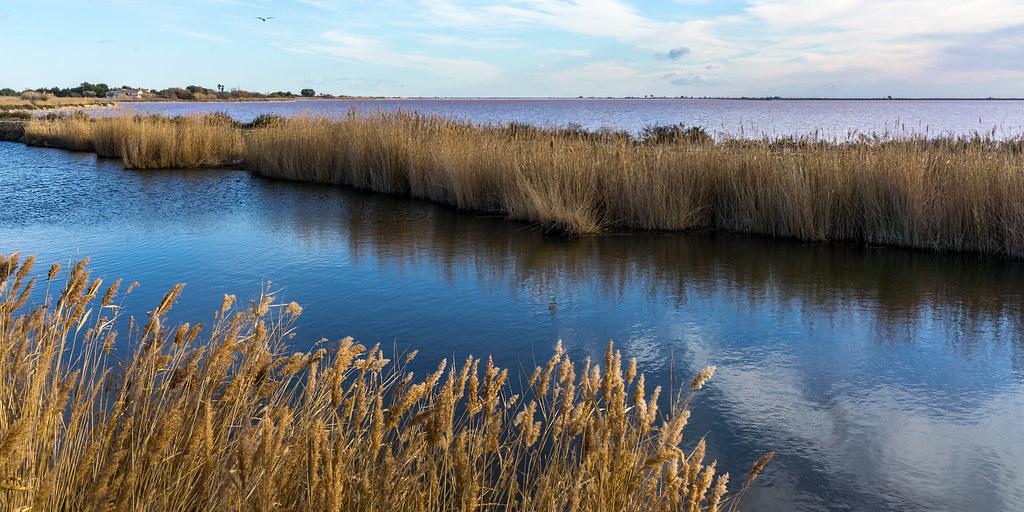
left=106, top=88, right=147, bottom=99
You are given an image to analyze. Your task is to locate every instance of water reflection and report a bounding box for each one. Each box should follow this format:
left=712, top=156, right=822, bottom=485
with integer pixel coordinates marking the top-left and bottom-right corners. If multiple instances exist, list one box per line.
left=253, top=179, right=1024, bottom=354
left=2, top=141, right=1023, bottom=511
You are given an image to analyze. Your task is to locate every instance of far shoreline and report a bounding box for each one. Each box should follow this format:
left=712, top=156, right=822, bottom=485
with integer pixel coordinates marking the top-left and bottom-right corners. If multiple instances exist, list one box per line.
left=109, top=96, right=1024, bottom=103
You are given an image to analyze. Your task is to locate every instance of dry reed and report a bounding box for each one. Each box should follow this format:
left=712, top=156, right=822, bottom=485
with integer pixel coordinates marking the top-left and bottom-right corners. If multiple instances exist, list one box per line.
left=0, top=252, right=768, bottom=511
left=244, top=113, right=1024, bottom=255
left=22, top=111, right=1024, bottom=256
left=23, top=114, right=243, bottom=168
left=0, top=95, right=105, bottom=108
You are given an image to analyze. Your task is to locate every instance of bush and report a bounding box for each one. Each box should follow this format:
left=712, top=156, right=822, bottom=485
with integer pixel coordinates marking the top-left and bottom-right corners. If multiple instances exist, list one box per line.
left=19, top=90, right=53, bottom=102
left=300, top=88, right=316, bottom=97
left=0, top=88, right=18, bottom=97
left=160, top=88, right=196, bottom=101
left=640, top=124, right=713, bottom=145
left=245, top=113, right=286, bottom=128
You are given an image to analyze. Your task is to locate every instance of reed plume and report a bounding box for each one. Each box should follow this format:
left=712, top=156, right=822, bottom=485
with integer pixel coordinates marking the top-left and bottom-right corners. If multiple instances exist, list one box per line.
left=0, top=252, right=767, bottom=511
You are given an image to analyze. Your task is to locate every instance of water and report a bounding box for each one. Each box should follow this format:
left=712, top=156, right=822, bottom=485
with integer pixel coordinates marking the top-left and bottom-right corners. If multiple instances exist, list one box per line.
left=2, top=140, right=1024, bottom=511
left=105, top=98, right=1024, bottom=139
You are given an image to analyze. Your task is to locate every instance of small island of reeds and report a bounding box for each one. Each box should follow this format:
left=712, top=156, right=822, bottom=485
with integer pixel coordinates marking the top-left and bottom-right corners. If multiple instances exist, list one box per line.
left=13, top=111, right=1024, bottom=257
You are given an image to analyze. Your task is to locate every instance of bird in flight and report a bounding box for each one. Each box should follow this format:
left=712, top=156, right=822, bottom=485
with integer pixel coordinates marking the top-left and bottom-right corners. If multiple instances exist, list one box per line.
left=255, top=16, right=274, bottom=22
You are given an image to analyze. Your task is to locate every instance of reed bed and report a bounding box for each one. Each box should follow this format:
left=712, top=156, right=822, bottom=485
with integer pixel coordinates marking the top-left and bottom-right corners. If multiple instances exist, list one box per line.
left=23, top=114, right=243, bottom=168
left=20, top=112, right=1024, bottom=256
left=0, top=96, right=108, bottom=111
left=245, top=113, right=1024, bottom=255
left=0, top=252, right=769, bottom=511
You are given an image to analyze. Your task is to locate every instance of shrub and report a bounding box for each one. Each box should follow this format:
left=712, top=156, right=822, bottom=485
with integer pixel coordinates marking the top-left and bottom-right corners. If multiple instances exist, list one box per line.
left=245, top=113, right=286, bottom=128
left=301, top=88, right=316, bottom=97
left=640, top=124, right=713, bottom=145
left=19, top=90, right=52, bottom=102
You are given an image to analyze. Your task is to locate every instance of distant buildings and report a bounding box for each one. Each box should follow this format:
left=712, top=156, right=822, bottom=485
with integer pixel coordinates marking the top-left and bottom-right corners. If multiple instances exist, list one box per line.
left=106, top=88, right=148, bottom=99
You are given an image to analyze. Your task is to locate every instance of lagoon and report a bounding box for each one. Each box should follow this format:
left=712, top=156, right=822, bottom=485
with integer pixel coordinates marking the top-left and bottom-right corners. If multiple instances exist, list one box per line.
left=2, top=139, right=1023, bottom=511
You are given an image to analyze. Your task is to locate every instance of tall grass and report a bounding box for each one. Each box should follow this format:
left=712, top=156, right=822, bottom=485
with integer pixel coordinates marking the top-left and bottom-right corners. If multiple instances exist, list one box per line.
left=0, top=95, right=109, bottom=111
left=245, top=113, right=1024, bottom=255
left=21, top=112, right=96, bottom=151
left=20, top=112, right=1024, bottom=256
left=23, top=114, right=243, bottom=168
left=0, top=252, right=769, bottom=511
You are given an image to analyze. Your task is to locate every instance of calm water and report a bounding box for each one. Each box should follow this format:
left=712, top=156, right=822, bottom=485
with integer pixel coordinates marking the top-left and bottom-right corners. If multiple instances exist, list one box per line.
left=2, top=140, right=1024, bottom=511
left=106, top=98, right=1024, bottom=139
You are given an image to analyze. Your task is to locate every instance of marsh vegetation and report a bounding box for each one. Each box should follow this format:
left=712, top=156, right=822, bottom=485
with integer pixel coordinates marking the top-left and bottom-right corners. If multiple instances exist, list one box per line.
left=0, top=93, right=111, bottom=112
left=18, top=112, right=1024, bottom=256
left=0, top=252, right=769, bottom=511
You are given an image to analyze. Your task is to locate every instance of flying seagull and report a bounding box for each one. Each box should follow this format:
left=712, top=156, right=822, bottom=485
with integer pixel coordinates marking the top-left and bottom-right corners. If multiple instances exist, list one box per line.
left=255, top=16, right=274, bottom=22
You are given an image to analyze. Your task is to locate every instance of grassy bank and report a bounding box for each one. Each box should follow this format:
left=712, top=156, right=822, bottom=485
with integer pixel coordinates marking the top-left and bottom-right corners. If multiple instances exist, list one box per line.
left=0, top=252, right=769, bottom=511
left=0, top=96, right=113, bottom=111
left=20, top=112, right=1024, bottom=256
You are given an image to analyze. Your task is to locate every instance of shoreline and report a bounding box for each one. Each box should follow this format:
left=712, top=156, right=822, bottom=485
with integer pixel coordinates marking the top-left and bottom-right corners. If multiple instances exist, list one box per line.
left=0, top=101, right=116, bottom=112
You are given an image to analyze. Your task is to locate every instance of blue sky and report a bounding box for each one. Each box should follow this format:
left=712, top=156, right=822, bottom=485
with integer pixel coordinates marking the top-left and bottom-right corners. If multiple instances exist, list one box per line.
left=2, top=0, right=1024, bottom=97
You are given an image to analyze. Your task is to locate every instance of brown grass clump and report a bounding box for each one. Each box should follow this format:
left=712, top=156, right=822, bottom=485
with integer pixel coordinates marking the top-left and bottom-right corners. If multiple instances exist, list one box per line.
left=244, top=113, right=612, bottom=233
left=91, top=115, right=244, bottom=168
left=0, top=252, right=768, bottom=511
left=23, top=114, right=243, bottom=168
left=0, top=95, right=108, bottom=111
left=21, top=112, right=95, bottom=151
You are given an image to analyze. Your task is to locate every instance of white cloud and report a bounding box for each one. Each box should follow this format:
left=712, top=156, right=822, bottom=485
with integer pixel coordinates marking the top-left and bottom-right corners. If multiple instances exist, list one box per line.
left=306, top=31, right=503, bottom=82
left=413, top=33, right=526, bottom=50
left=405, top=0, right=1024, bottom=95
left=419, top=0, right=727, bottom=55
left=747, top=0, right=1024, bottom=36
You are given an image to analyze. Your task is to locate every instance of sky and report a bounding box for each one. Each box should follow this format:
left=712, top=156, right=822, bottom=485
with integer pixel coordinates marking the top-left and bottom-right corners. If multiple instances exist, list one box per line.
left=2, top=0, right=1024, bottom=97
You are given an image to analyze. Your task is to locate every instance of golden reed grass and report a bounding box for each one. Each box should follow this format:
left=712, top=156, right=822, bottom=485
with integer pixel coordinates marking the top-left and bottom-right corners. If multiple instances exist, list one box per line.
left=22, top=112, right=1024, bottom=255
left=0, top=252, right=769, bottom=511
left=23, top=114, right=243, bottom=168
left=0, top=95, right=108, bottom=111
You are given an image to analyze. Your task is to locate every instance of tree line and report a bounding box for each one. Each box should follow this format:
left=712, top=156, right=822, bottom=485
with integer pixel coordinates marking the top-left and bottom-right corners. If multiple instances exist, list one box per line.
left=0, top=83, right=321, bottom=99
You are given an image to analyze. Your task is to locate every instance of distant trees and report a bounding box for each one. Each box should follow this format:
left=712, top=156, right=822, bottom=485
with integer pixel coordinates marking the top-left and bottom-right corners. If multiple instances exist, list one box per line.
left=12, top=83, right=329, bottom=101
left=22, top=82, right=109, bottom=98
left=160, top=87, right=195, bottom=100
